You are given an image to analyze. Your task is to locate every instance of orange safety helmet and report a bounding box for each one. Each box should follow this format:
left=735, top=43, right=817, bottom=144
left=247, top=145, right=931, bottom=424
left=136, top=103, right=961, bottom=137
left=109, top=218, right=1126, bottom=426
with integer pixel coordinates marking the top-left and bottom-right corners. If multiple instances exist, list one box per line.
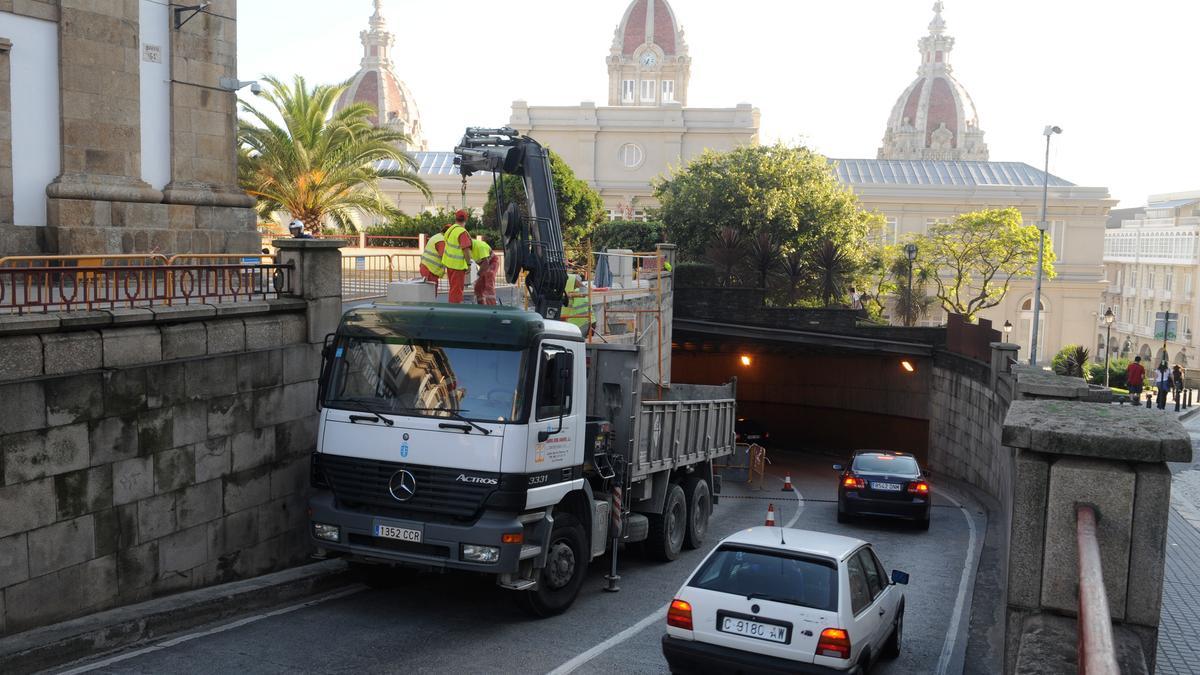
left=454, top=209, right=468, bottom=222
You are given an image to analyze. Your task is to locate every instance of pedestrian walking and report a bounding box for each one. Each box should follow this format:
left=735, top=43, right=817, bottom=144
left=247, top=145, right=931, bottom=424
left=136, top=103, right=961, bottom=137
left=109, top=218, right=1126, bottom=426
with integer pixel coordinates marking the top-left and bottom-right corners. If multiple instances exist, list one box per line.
left=1154, top=362, right=1172, bottom=410
left=849, top=286, right=863, bottom=311
left=1125, top=356, right=1145, bottom=406
left=1173, top=364, right=1185, bottom=402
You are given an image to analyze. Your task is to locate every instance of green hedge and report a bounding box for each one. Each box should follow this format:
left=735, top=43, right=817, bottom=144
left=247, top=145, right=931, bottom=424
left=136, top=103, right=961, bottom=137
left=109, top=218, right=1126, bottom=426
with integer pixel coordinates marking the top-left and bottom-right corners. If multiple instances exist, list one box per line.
left=673, top=261, right=720, bottom=287
left=366, top=208, right=497, bottom=244
left=1088, top=357, right=1132, bottom=389
left=590, top=220, right=665, bottom=252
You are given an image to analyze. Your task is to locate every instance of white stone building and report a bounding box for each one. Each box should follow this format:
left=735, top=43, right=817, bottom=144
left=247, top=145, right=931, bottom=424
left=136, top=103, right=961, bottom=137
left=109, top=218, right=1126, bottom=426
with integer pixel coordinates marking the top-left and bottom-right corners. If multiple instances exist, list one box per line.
left=1102, top=191, right=1200, bottom=367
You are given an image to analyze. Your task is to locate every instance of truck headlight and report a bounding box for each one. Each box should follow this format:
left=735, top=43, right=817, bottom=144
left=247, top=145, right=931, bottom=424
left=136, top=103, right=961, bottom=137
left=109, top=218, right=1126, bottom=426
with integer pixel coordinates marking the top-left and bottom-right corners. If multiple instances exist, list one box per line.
left=461, top=544, right=500, bottom=563
left=313, top=523, right=340, bottom=542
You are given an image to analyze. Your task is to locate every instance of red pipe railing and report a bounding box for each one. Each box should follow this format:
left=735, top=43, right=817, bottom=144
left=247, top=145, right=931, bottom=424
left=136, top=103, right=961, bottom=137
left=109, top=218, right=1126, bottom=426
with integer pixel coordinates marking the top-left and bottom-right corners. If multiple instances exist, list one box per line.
left=1076, top=504, right=1119, bottom=674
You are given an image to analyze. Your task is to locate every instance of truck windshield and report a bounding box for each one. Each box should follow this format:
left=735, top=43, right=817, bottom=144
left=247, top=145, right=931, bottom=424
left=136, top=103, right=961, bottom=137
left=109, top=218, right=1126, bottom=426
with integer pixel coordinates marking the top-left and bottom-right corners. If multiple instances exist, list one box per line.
left=325, top=337, right=527, bottom=423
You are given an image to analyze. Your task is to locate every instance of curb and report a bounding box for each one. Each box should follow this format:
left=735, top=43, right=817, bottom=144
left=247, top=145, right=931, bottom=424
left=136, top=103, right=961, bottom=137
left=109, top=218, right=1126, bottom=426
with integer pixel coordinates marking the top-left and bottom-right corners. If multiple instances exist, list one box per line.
left=0, top=559, right=352, bottom=674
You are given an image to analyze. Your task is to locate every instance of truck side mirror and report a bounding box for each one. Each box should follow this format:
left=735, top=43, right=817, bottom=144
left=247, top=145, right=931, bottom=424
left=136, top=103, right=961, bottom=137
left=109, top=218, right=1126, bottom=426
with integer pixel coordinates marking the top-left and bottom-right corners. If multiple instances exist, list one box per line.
left=316, top=333, right=337, bottom=410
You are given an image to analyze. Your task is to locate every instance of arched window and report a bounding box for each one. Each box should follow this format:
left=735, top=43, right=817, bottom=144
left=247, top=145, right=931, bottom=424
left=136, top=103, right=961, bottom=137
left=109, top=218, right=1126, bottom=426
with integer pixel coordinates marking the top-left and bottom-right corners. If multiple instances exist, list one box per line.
left=1020, top=297, right=1045, bottom=311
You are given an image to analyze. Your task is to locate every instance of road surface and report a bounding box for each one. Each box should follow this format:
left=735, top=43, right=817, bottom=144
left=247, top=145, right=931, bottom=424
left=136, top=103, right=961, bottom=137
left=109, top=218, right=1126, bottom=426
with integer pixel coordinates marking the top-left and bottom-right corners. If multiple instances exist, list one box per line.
left=58, top=451, right=984, bottom=675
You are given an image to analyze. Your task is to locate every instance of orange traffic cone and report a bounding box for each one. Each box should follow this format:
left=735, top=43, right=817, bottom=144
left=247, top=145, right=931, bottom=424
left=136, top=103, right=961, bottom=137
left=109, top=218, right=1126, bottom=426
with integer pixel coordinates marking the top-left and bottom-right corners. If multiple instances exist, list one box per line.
left=765, top=503, right=776, bottom=527
left=781, top=473, right=793, bottom=492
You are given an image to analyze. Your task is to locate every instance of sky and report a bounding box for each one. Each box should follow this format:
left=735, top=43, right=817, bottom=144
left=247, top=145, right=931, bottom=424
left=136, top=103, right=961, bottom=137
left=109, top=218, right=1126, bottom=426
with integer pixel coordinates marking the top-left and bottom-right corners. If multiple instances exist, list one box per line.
left=237, top=0, right=1200, bottom=208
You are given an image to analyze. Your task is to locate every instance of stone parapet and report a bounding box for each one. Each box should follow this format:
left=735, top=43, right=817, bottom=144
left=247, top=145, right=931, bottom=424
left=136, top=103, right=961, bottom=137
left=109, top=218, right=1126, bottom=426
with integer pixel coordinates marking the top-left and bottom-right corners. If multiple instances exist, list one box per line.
left=1002, top=398, right=1188, bottom=673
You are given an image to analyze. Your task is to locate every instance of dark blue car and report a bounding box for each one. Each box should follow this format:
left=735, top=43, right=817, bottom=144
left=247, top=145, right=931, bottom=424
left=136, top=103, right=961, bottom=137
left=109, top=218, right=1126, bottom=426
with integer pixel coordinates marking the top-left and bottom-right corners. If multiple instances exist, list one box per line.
left=834, top=451, right=931, bottom=530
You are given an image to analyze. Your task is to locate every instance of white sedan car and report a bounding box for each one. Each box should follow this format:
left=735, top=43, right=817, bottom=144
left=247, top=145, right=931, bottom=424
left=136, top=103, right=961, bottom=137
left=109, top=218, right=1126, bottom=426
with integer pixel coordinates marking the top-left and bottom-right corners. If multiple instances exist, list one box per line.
left=661, top=527, right=908, bottom=674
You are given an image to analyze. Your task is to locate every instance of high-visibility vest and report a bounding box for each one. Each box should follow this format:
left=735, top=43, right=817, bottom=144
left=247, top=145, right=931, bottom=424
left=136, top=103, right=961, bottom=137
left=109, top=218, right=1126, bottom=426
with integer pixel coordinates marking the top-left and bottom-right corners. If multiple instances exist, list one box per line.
left=442, top=225, right=469, bottom=271
left=560, top=275, right=594, bottom=330
left=421, top=233, right=446, bottom=277
left=470, top=238, right=492, bottom=263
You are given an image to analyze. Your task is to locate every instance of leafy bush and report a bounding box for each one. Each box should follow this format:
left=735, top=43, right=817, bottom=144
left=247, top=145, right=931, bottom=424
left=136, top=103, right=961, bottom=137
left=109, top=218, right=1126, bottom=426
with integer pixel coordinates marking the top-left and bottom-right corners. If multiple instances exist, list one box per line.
left=366, top=208, right=497, bottom=245
left=674, top=261, right=720, bottom=287
left=1051, top=344, right=1090, bottom=381
left=591, top=220, right=665, bottom=252
left=1088, top=357, right=1131, bottom=389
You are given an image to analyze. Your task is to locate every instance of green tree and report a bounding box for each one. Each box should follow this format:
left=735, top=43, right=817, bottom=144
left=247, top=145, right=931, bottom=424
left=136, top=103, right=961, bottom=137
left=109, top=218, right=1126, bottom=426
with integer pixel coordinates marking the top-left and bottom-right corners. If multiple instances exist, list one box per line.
left=237, top=75, right=428, bottom=233
left=365, top=208, right=493, bottom=243
left=1052, top=344, right=1091, bottom=381
left=483, top=149, right=604, bottom=248
left=653, top=145, right=878, bottom=262
left=916, top=208, right=1055, bottom=321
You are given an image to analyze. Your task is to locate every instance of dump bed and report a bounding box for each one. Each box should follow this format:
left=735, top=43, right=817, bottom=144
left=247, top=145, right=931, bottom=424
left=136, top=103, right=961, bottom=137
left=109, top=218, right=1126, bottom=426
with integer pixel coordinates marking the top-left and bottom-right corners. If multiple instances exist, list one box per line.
left=586, top=343, right=736, bottom=480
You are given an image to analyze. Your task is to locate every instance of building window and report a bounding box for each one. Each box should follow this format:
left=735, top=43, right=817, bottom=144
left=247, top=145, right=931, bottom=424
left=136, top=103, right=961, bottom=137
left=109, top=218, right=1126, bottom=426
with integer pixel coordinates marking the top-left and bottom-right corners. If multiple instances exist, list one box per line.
left=886, top=217, right=898, bottom=244
left=1130, top=268, right=1138, bottom=288
left=618, top=143, right=644, bottom=169
left=1187, top=275, right=1193, bottom=296
left=1147, top=268, right=1155, bottom=290
left=1166, top=268, right=1174, bottom=291
left=640, top=79, right=656, bottom=102
left=1183, top=315, right=1191, bottom=336
left=661, top=79, right=675, bottom=103
left=622, top=80, right=635, bottom=103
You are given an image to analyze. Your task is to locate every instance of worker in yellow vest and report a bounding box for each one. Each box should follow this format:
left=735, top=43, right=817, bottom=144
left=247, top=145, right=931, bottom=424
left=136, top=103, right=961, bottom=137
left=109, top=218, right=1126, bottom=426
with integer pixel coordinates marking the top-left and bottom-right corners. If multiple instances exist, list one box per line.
left=471, top=238, right=498, bottom=305
left=441, top=210, right=474, bottom=303
left=419, top=231, right=446, bottom=283
left=560, top=274, right=595, bottom=336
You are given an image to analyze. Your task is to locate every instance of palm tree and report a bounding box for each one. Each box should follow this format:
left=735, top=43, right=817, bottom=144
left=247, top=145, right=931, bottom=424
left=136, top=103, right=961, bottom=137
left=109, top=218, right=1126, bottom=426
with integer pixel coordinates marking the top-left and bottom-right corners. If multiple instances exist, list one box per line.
left=809, top=239, right=853, bottom=307
left=237, top=75, right=429, bottom=233
left=707, top=227, right=745, bottom=287
left=890, top=255, right=934, bottom=327
left=746, top=232, right=781, bottom=290
left=780, top=251, right=806, bottom=304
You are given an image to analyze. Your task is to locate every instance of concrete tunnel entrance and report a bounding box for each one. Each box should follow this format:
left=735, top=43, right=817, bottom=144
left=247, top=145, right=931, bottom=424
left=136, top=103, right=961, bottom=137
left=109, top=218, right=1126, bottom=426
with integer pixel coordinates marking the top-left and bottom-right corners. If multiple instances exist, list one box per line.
left=672, top=332, right=933, bottom=462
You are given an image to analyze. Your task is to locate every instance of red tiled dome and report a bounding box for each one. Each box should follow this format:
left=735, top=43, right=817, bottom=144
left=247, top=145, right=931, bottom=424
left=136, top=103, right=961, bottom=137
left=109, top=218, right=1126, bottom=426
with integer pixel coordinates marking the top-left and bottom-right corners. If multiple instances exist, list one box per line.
left=618, top=0, right=681, bottom=56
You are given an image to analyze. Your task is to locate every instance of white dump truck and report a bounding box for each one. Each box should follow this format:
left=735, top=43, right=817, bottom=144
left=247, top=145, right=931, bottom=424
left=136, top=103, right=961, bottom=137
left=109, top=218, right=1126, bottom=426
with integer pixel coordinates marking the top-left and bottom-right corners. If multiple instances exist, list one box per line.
left=307, top=128, right=736, bottom=615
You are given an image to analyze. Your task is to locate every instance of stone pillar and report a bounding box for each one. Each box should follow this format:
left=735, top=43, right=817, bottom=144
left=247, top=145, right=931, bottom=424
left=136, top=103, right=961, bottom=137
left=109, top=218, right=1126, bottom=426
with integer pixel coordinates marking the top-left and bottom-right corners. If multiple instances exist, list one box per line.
left=273, top=239, right=344, bottom=343
left=0, top=37, right=11, bottom=226
left=161, top=0, right=257, bottom=254
left=990, top=341, right=1019, bottom=390
left=46, top=0, right=164, bottom=254
left=1001, top=400, right=1190, bottom=673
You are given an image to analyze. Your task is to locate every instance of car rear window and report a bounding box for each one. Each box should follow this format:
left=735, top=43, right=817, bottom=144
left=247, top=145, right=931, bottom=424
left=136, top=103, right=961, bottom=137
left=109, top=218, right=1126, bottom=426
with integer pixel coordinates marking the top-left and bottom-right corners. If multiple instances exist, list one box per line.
left=687, top=546, right=838, bottom=612
left=853, top=454, right=919, bottom=475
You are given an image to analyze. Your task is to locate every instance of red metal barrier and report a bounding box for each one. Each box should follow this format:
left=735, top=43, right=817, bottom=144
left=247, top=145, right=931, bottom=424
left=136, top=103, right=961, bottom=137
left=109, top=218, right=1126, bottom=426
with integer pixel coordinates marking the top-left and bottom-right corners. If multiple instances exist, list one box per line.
left=1076, top=504, right=1119, bottom=674
left=0, top=262, right=293, bottom=314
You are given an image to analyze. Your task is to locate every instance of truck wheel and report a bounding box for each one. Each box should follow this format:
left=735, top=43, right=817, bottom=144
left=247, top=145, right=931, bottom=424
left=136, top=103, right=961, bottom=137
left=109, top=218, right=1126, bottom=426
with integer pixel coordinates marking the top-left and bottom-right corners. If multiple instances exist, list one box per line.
left=682, top=477, right=711, bottom=550
left=647, top=484, right=687, bottom=562
left=517, top=513, right=587, bottom=617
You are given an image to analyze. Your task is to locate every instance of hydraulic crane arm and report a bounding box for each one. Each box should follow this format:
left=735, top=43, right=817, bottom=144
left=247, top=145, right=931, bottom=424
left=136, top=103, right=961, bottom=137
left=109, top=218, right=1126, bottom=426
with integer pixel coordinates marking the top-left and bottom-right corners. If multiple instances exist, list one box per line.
left=454, top=127, right=567, bottom=320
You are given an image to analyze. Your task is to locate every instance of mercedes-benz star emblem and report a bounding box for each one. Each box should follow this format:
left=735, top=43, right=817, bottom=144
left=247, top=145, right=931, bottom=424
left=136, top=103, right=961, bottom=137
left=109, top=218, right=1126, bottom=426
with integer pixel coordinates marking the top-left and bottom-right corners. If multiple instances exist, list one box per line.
left=388, top=470, right=417, bottom=502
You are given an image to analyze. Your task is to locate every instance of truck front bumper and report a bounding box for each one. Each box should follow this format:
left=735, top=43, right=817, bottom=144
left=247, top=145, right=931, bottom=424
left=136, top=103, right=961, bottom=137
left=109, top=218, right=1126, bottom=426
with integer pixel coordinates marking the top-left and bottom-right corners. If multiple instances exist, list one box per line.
left=307, top=490, right=537, bottom=575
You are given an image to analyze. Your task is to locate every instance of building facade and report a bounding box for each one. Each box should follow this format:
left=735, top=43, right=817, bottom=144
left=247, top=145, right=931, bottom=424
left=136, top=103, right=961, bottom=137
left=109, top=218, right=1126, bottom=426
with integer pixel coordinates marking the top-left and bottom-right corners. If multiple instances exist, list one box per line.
left=0, top=0, right=257, bottom=256
left=1102, top=191, right=1200, bottom=367
left=378, top=0, right=759, bottom=221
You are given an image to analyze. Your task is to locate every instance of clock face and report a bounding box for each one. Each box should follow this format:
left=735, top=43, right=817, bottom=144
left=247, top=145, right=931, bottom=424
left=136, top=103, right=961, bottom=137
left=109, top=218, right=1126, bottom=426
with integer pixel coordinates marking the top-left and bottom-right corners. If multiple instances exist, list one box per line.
left=640, top=52, right=657, bottom=66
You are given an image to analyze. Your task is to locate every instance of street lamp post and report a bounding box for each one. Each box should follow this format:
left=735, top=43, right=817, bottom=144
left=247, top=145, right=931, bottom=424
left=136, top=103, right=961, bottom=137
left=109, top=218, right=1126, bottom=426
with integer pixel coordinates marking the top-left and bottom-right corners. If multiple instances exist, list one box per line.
left=1003, top=320, right=1013, bottom=343
left=904, top=243, right=918, bottom=327
left=1103, top=308, right=1114, bottom=388
left=1030, top=125, right=1062, bottom=366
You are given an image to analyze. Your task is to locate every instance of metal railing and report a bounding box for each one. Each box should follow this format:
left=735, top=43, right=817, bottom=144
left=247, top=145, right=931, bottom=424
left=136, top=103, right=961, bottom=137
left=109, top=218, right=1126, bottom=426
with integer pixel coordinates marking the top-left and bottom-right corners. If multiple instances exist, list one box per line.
left=0, top=260, right=292, bottom=314
left=1076, top=504, right=1119, bottom=674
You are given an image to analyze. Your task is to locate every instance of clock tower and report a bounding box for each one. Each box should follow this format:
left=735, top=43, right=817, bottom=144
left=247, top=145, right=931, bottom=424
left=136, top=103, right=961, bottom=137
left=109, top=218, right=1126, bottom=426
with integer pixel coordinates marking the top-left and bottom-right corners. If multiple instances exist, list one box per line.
left=607, top=0, right=691, bottom=107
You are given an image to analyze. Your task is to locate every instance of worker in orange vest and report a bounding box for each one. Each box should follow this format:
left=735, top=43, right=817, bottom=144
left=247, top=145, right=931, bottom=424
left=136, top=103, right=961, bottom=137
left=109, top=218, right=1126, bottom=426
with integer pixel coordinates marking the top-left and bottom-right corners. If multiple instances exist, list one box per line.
left=434, top=210, right=474, bottom=303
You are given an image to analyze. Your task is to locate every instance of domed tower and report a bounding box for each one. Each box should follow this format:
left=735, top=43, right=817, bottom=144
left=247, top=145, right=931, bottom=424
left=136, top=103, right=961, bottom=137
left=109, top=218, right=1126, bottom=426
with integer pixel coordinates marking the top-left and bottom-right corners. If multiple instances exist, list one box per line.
left=607, top=0, right=691, bottom=107
left=334, top=0, right=427, bottom=151
left=878, top=2, right=988, bottom=161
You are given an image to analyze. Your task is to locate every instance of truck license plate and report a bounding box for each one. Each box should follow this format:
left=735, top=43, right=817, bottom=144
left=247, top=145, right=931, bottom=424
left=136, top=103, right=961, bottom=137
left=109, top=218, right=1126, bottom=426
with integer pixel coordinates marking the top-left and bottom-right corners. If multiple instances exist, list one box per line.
left=720, top=616, right=787, bottom=643
left=374, top=524, right=422, bottom=542
left=872, top=482, right=902, bottom=491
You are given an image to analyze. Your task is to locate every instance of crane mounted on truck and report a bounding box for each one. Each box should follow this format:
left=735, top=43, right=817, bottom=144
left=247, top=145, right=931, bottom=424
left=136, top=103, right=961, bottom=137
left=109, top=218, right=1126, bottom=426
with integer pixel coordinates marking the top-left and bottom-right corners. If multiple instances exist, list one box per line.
left=307, top=127, right=737, bottom=616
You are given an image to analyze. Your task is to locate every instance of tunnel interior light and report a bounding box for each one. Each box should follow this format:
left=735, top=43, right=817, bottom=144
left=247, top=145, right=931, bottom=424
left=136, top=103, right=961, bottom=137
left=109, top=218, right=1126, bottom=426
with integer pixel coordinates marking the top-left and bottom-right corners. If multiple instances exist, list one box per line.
left=901, top=360, right=915, bottom=373
left=740, top=355, right=752, bottom=366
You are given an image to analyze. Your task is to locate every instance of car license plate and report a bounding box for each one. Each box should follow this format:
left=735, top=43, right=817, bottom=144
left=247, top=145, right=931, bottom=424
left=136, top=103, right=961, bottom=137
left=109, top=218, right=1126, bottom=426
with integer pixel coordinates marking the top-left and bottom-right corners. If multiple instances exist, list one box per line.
left=719, top=616, right=788, bottom=644
left=374, top=524, right=422, bottom=542
left=872, top=482, right=902, bottom=491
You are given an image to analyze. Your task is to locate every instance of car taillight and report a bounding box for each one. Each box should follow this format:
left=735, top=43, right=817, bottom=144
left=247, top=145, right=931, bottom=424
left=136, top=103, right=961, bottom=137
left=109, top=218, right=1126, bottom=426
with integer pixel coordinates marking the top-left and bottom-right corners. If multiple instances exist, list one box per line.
left=842, top=475, right=865, bottom=489
left=667, top=599, right=693, bottom=630
left=817, top=627, right=851, bottom=659
left=908, top=481, right=930, bottom=495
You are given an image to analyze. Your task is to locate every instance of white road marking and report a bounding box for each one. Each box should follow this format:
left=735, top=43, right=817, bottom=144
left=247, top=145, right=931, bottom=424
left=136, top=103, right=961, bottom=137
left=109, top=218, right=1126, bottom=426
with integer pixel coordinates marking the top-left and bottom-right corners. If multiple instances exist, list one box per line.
left=933, top=487, right=980, bottom=675
left=545, top=603, right=669, bottom=675
left=56, top=585, right=366, bottom=675
left=784, top=480, right=805, bottom=528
